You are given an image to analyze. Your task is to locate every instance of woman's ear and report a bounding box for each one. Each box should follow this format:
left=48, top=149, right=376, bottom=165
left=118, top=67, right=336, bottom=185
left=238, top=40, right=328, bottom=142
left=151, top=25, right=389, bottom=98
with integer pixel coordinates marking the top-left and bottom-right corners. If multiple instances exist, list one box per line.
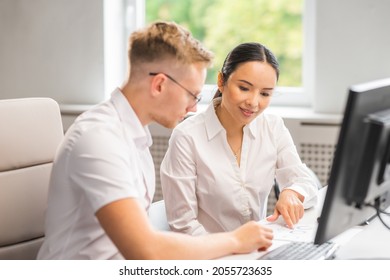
left=217, top=72, right=224, bottom=92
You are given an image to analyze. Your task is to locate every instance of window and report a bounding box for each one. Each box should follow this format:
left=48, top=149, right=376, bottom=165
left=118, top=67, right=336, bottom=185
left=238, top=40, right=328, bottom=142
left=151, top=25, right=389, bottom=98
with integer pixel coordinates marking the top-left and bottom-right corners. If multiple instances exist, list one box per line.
left=121, top=0, right=308, bottom=106
left=111, top=0, right=390, bottom=113
left=146, top=0, right=303, bottom=87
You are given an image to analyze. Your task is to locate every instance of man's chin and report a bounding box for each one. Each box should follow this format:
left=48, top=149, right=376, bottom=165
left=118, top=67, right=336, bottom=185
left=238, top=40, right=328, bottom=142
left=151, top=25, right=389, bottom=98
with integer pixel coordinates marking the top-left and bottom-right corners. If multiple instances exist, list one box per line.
left=156, top=120, right=179, bottom=129
left=164, top=123, right=177, bottom=129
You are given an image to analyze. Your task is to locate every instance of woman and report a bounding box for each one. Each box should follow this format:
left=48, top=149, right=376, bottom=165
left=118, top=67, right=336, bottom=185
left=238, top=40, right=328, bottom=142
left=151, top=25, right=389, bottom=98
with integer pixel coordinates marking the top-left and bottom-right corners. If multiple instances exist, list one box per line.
left=160, top=42, right=318, bottom=235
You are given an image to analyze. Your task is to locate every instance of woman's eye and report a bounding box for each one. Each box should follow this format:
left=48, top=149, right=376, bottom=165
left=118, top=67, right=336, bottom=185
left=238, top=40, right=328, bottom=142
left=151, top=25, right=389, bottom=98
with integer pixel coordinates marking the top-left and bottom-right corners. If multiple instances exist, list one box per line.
left=261, top=92, right=271, bottom=97
left=239, top=86, right=249, bottom=91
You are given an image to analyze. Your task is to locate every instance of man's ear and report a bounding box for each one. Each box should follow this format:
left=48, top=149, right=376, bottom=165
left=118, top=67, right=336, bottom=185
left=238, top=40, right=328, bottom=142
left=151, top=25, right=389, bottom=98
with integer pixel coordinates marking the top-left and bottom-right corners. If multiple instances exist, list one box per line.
left=150, top=74, right=166, bottom=97
left=217, top=71, right=224, bottom=92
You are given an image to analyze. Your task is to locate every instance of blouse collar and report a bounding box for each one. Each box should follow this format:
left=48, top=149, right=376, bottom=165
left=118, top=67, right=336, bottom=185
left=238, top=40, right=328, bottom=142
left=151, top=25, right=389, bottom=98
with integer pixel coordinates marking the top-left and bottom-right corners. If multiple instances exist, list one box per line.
left=204, top=97, right=260, bottom=141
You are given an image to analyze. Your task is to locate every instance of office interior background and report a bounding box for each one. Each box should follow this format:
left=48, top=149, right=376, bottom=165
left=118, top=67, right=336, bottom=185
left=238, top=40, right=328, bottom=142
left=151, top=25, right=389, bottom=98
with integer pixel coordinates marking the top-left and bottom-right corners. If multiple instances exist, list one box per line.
left=1, top=0, right=390, bottom=211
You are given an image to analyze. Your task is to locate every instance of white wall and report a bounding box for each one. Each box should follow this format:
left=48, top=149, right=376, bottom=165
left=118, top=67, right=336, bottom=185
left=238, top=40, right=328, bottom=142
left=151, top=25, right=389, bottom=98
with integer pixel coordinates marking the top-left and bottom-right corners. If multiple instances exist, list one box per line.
left=306, top=0, right=390, bottom=114
left=1, top=0, right=390, bottom=114
left=0, top=0, right=104, bottom=104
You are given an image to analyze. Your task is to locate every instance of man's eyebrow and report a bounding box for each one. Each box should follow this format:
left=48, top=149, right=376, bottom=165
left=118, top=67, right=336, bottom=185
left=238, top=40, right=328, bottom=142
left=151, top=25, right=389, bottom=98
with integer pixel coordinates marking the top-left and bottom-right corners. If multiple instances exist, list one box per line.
left=237, top=79, right=274, bottom=90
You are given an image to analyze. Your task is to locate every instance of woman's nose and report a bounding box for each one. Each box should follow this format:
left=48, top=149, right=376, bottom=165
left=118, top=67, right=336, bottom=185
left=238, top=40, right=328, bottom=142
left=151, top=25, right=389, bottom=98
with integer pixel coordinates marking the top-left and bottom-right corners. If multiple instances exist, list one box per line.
left=246, top=92, right=261, bottom=107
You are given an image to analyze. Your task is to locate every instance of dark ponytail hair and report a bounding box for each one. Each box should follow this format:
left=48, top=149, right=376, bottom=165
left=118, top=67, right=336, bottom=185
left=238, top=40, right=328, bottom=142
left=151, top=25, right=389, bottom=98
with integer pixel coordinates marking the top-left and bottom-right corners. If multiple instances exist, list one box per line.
left=213, top=42, right=279, bottom=99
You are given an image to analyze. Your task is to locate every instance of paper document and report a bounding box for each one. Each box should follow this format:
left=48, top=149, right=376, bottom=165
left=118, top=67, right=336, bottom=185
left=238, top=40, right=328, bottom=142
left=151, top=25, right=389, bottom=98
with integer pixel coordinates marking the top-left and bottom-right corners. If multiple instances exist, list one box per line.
left=259, top=219, right=318, bottom=243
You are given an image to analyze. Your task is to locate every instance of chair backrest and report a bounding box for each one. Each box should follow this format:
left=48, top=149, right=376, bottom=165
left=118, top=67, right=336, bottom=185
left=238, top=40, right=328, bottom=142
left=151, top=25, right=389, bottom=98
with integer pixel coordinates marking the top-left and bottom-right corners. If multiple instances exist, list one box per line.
left=0, top=98, right=64, bottom=259
left=148, top=200, right=171, bottom=231
left=273, top=167, right=323, bottom=200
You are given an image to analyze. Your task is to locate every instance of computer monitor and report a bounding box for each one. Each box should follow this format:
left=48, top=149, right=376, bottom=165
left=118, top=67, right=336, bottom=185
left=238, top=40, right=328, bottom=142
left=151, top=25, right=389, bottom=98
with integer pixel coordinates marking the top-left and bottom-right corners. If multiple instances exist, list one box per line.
left=314, top=78, right=390, bottom=244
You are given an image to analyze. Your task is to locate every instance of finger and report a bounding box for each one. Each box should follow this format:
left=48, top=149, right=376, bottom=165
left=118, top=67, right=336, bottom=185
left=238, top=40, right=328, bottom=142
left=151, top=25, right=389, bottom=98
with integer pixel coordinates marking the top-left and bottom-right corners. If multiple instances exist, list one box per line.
left=266, top=209, right=280, bottom=222
left=258, top=241, right=272, bottom=251
left=294, top=205, right=304, bottom=222
left=299, top=205, right=304, bottom=219
left=264, top=230, right=274, bottom=240
left=290, top=208, right=298, bottom=224
left=258, top=239, right=273, bottom=251
left=263, top=226, right=273, bottom=234
left=260, top=226, right=273, bottom=236
left=294, top=208, right=302, bottom=223
left=281, top=211, right=294, bottom=228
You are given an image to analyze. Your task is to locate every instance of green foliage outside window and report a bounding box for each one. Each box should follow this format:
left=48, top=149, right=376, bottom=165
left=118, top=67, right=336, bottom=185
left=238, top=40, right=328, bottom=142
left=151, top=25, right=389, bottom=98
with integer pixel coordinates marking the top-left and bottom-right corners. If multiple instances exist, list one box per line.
left=146, top=0, right=303, bottom=86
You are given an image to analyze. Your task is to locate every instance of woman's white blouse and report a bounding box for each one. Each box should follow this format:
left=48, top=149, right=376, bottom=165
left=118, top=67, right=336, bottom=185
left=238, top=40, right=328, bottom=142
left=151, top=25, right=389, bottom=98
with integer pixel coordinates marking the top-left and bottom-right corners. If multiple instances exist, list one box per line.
left=160, top=101, right=318, bottom=236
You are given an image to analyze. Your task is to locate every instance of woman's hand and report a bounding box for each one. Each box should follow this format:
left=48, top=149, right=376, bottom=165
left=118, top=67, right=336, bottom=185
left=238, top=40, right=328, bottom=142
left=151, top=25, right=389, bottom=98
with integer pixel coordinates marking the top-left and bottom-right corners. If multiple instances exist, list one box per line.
left=266, top=189, right=304, bottom=228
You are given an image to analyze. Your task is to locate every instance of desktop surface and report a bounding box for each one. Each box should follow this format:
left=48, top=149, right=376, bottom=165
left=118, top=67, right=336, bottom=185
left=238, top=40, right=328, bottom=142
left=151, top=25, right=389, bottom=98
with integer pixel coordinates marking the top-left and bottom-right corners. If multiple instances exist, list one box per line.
left=219, top=189, right=324, bottom=260
left=334, top=214, right=390, bottom=260
left=219, top=187, right=390, bottom=260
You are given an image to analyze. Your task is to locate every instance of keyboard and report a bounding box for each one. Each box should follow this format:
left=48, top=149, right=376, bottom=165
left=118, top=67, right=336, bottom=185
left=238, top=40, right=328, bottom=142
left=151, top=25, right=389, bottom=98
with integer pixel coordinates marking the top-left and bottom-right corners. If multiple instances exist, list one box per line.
left=258, top=241, right=339, bottom=260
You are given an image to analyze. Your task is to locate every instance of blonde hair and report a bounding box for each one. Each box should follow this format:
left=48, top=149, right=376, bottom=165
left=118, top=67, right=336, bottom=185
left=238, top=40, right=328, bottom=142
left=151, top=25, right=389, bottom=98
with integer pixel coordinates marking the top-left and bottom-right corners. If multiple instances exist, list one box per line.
left=129, top=21, right=213, bottom=68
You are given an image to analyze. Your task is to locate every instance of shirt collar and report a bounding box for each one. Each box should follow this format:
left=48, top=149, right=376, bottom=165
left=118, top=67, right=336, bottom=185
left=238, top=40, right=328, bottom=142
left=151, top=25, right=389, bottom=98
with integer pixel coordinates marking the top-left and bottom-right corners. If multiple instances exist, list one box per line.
left=204, top=98, right=225, bottom=140
left=111, top=88, right=152, bottom=149
left=247, top=114, right=259, bottom=139
left=205, top=97, right=259, bottom=140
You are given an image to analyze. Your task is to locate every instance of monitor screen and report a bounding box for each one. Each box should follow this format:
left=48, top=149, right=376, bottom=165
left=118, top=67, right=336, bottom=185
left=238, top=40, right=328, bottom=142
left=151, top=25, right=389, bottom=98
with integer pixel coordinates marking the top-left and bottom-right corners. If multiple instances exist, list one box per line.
left=314, top=78, right=390, bottom=244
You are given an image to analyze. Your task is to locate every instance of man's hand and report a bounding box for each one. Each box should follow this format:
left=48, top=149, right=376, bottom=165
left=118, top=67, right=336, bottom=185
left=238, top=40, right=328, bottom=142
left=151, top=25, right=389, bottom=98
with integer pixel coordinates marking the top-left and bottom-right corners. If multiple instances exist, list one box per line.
left=232, top=221, right=274, bottom=254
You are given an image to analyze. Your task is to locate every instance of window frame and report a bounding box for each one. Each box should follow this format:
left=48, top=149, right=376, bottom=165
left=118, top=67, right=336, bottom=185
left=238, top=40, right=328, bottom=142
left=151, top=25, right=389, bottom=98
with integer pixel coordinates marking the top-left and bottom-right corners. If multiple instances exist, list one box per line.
left=114, top=0, right=311, bottom=108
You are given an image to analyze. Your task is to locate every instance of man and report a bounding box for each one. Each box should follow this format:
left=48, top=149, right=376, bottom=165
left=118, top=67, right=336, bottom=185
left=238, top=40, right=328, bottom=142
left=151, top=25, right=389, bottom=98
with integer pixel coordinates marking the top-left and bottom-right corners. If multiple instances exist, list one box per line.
left=38, top=21, right=273, bottom=260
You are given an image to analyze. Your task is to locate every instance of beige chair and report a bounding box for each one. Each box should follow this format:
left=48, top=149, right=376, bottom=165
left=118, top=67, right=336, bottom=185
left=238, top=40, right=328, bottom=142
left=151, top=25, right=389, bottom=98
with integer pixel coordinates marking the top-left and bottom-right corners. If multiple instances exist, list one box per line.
left=0, top=98, right=63, bottom=259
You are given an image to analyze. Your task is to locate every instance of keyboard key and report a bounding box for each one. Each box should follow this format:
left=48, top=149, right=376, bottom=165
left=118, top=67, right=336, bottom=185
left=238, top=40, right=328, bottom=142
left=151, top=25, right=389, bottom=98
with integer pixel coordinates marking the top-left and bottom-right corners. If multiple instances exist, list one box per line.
left=258, top=241, right=339, bottom=260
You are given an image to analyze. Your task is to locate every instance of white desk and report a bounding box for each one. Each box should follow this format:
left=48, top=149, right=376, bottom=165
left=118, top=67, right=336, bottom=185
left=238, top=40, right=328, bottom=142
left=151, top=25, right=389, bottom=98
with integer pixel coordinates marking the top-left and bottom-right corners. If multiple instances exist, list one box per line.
left=220, top=187, right=390, bottom=260
left=335, top=213, right=390, bottom=259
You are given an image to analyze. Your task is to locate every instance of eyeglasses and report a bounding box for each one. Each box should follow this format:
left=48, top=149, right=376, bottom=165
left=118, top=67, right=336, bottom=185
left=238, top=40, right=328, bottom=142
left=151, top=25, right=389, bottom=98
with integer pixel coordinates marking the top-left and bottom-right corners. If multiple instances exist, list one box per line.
left=149, top=72, right=202, bottom=105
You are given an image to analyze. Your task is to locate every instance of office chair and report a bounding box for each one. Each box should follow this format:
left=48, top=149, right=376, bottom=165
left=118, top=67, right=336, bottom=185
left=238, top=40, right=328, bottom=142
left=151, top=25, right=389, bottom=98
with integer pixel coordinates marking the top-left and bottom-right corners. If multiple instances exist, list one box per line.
left=0, top=98, right=64, bottom=259
left=148, top=200, right=171, bottom=231
left=273, top=168, right=322, bottom=200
